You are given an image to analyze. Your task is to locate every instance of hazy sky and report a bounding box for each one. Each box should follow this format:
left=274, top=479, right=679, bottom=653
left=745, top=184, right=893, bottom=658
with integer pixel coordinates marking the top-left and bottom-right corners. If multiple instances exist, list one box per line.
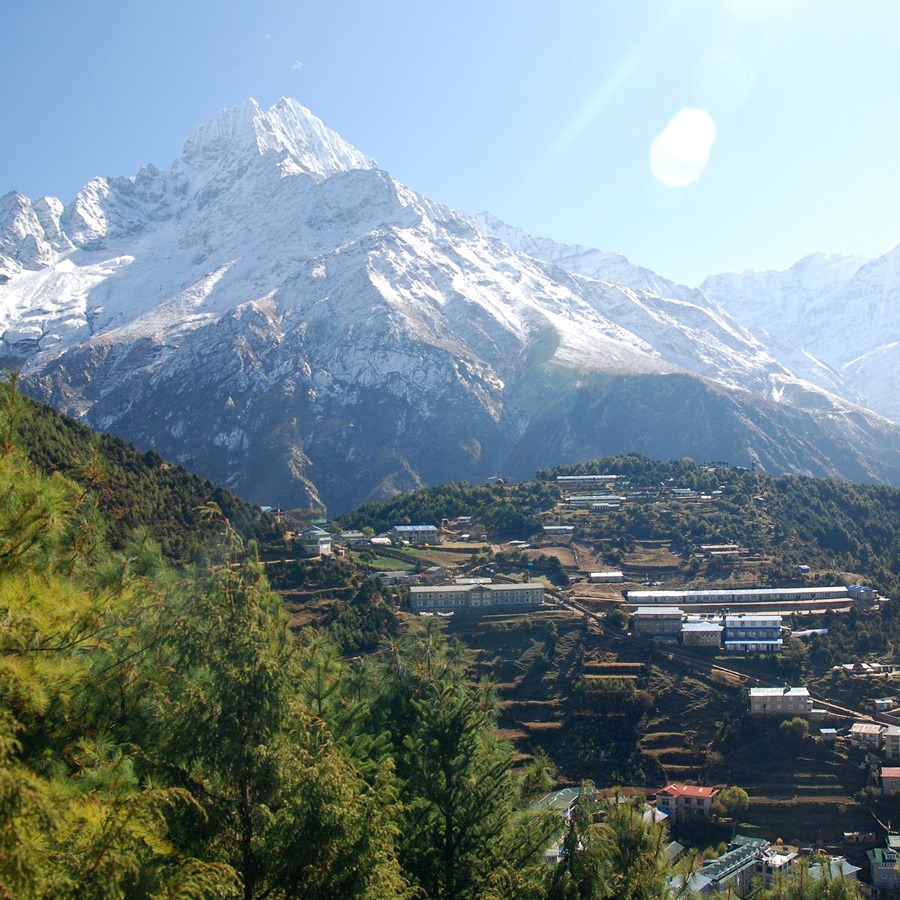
left=3, top=1, right=900, bottom=286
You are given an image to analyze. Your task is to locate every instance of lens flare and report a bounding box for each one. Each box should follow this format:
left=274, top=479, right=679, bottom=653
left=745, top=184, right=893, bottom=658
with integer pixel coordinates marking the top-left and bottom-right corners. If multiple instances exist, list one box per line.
left=649, top=107, right=717, bottom=188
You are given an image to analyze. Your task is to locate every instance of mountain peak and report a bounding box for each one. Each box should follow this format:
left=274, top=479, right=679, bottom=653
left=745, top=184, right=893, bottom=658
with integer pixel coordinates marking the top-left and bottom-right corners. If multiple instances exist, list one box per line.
left=181, top=98, right=263, bottom=160
left=181, top=97, right=377, bottom=179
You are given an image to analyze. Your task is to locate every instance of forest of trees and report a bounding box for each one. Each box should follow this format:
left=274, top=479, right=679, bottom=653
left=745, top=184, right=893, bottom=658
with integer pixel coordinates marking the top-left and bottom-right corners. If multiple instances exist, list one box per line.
left=4, top=374, right=278, bottom=560
left=335, top=480, right=558, bottom=540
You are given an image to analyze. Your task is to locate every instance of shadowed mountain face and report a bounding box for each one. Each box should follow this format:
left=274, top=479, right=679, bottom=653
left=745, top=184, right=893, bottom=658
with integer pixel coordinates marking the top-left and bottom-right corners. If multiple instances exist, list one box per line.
left=3, top=99, right=900, bottom=512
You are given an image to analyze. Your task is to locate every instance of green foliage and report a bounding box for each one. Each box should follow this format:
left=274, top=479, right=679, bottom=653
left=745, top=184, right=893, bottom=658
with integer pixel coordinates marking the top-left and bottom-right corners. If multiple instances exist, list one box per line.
left=359, top=624, right=559, bottom=898
left=712, top=785, right=750, bottom=823
left=326, top=579, right=399, bottom=654
left=574, top=677, right=654, bottom=718
left=606, top=607, right=629, bottom=631
left=0, top=397, right=555, bottom=898
left=399, top=679, right=516, bottom=897
left=534, top=554, right=570, bottom=586
left=779, top=717, right=811, bottom=742
left=755, top=856, right=864, bottom=898
left=542, top=454, right=900, bottom=599
left=335, top=478, right=558, bottom=540
left=138, top=528, right=410, bottom=899
left=341, top=450, right=900, bottom=613
left=0, top=401, right=235, bottom=897
left=1, top=375, right=886, bottom=899
left=7, top=376, right=278, bottom=560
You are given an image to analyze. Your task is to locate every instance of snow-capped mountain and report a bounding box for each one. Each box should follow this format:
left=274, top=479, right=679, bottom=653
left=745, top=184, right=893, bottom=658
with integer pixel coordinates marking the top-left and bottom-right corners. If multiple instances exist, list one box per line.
left=701, top=248, right=900, bottom=421
left=2, top=98, right=900, bottom=512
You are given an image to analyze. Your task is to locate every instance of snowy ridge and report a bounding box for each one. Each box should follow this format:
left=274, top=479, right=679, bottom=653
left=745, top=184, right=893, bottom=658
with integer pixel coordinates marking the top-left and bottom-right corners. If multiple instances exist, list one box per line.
left=474, top=212, right=707, bottom=304
left=0, top=193, right=73, bottom=281
left=701, top=247, right=900, bottom=419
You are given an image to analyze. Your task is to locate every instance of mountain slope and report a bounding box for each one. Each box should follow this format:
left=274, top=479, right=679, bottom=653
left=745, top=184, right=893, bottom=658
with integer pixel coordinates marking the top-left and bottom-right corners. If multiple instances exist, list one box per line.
left=2, top=98, right=900, bottom=512
left=701, top=247, right=900, bottom=419
left=2, top=378, right=275, bottom=559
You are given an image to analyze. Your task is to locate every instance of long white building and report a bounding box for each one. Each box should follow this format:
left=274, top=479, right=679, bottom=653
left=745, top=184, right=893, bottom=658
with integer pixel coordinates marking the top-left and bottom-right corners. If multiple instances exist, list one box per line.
left=625, top=586, right=849, bottom=605
left=409, top=582, right=544, bottom=611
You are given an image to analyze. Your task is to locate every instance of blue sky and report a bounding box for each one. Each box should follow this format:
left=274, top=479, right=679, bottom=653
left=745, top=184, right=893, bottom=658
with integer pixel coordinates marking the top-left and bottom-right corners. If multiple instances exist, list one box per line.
left=3, top=0, right=900, bottom=286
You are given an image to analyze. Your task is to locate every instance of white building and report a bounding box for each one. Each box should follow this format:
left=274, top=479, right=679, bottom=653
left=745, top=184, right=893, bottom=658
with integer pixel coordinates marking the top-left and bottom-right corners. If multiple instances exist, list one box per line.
left=884, top=725, right=900, bottom=760
left=373, top=570, right=419, bottom=586
left=882, top=767, right=900, bottom=797
left=408, top=581, right=544, bottom=611
left=810, top=856, right=860, bottom=883
left=850, top=722, right=884, bottom=750
left=298, top=526, right=332, bottom=557
left=556, top=475, right=620, bottom=491
left=749, top=686, right=812, bottom=717
left=868, top=835, right=900, bottom=893
left=655, top=783, right=720, bottom=821
left=589, top=571, right=624, bottom=583
left=389, top=524, right=439, bottom=545
left=724, top=614, right=783, bottom=653
left=625, top=586, right=849, bottom=605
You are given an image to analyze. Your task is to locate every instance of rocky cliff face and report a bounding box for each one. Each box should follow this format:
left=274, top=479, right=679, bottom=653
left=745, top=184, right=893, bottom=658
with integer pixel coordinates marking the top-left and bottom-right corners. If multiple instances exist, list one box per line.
left=3, top=98, right=900, bottom=512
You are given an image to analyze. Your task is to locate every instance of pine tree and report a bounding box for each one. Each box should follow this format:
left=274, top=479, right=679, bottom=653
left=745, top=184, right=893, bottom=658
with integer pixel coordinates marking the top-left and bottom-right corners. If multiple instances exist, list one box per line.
left=143, top=520, right=409, bottom=899
left=369, top=626, right=556, bottom=899
left=0, top=388, right=228, bottom=898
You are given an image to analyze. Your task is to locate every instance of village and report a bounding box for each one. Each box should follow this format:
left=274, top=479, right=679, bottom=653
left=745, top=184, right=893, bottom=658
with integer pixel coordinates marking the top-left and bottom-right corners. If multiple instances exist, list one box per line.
left=265, top=466, right=900, bottom=896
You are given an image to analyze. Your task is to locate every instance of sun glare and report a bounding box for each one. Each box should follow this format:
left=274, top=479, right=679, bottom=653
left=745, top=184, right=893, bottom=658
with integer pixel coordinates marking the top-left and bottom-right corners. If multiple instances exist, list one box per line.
left=726, top=0, right=802, bottom=22
left=649, top=107, right=717, bottom=188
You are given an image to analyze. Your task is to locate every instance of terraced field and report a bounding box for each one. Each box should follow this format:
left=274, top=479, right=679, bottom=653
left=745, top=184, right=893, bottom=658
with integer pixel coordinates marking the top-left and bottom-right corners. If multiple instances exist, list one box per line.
left=437, top=598, right=877, bottom=844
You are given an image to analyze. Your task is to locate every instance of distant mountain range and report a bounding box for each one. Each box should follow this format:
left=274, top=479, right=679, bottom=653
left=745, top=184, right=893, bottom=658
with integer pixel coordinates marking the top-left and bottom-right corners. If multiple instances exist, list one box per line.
left=2, top=98, right=900, bottom=513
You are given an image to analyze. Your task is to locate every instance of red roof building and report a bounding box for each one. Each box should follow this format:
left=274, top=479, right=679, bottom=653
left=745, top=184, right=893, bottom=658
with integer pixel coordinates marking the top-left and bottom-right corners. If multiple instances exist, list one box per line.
left=656, top=783, right=721, bottom=822
left=883, top=768, right=900, bottom=797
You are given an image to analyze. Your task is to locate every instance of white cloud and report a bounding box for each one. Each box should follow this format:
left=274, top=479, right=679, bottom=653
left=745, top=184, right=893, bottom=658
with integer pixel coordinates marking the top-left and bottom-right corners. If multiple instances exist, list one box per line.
left=650, top=108, right=717, bottom=188
left=292, top=60, right=304, bottom=71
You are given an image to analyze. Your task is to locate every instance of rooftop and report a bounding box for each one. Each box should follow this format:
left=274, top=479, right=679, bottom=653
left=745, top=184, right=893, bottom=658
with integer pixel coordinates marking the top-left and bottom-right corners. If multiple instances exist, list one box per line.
left=749, top=686, right=809, bottom=698
left=633, top=606, right=684, bottom=616
left=535, top=787, right=580, bottom=814
left=627, top=585, right=846, bottom=599
left=408, top=581, right=543, bottom=594
left=850, top=722, right=884, bottom=734
left=725, top=614, right=782, bottom=624
left=658, top=783, right=719, bottom=799
left=810, top=857, right=860, bottom=881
